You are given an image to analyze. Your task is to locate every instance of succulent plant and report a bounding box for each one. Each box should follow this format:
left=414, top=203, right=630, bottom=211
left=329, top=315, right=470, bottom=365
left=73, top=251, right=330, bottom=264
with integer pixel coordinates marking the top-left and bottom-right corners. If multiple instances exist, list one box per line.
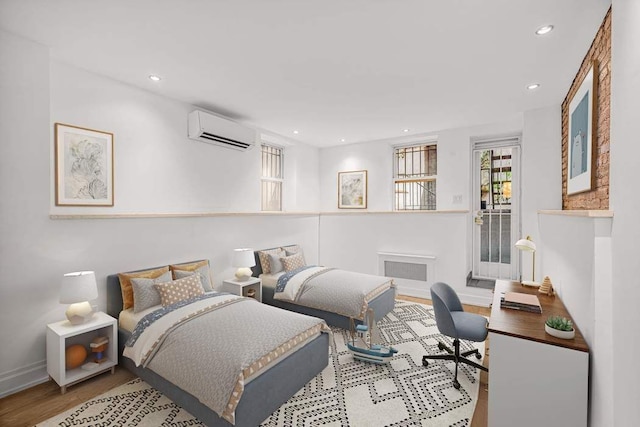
left=546, top=316, right=574, bottom=331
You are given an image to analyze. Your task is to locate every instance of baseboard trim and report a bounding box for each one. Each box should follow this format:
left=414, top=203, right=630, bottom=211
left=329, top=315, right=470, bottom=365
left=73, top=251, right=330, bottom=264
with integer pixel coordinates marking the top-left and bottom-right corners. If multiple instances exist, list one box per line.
left=395, top=286, right=430, bottom=300
left=457, top=292, right=492, bottom=307
left=0, top=360, right=49, bottom=398
left=397, top=286, right=492, bottom=308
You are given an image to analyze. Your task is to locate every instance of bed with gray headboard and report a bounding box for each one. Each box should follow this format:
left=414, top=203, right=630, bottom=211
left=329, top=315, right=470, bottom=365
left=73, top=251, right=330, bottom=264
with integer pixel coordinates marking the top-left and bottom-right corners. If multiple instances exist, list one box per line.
left=106, top=262, right=329, bottom=427
left=251, top=246, right=397, bottom=330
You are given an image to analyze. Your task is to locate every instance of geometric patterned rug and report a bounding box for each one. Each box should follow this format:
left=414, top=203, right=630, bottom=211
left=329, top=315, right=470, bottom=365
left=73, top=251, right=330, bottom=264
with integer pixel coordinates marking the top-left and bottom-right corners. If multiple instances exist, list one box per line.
left=38, top=301, right=483, bottom=427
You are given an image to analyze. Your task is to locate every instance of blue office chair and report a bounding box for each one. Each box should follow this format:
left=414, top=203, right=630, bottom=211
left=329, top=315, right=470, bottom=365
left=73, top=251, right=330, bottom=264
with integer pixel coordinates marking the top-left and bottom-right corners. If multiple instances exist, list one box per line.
left=422, top=282, right=489, bottom=389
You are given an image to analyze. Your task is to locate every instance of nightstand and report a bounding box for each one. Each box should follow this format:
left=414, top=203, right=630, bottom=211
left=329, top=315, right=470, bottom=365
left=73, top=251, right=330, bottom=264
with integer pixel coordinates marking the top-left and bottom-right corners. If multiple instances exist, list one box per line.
left=222, top=277, right=262, bottom=302
left=46, top=311, right=117, bottom=394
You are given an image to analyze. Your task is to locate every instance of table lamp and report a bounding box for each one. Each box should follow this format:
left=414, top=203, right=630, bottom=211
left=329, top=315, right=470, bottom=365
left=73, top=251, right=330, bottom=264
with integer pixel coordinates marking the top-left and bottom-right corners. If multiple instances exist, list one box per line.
left=515, top=236, right=539, bottom=287
left=60, top=271, right=98, bottom=324
left=232, top=248, right=256, bottom=281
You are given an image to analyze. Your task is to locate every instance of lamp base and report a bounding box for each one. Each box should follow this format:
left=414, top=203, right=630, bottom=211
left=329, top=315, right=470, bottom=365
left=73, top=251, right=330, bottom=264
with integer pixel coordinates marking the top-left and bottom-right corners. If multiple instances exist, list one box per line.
left=65, top=301, right=95, bottom=325
left=234, top=267, right=253, bottom=281
left=521, top=280, right=541, bottom=287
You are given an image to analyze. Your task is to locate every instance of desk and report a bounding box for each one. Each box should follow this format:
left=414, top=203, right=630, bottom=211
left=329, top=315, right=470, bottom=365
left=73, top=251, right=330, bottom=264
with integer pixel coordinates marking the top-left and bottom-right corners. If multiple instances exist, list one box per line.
left=488, top=280, right=589, bottom=427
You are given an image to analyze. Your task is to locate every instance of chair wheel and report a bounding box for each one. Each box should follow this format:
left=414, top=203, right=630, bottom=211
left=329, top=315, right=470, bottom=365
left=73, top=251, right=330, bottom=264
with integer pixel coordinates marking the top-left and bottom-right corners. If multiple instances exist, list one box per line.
left=475, top=352, right=482, bottom=360
left=438, top=342, right=445, bottom=351
left=422, top=358, right=429, bottom=367
left=453, top=380, right=460, bottom=389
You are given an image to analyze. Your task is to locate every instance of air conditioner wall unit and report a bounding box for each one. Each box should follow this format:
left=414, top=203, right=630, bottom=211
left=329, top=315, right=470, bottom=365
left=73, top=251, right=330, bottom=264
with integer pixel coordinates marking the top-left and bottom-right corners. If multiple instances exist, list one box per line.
left=188, top=110, right=256, bottom=151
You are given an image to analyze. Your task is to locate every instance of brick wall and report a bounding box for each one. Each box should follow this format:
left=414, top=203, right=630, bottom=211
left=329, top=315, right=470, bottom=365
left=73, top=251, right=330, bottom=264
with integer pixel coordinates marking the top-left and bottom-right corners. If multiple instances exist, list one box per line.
left=562, top=8, right=611, bottom=210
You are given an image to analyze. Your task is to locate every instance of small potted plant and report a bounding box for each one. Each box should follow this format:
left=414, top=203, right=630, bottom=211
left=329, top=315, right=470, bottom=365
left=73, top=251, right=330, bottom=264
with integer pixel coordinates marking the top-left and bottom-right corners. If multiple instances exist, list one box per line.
left=545, top=315, right=575, bottom=339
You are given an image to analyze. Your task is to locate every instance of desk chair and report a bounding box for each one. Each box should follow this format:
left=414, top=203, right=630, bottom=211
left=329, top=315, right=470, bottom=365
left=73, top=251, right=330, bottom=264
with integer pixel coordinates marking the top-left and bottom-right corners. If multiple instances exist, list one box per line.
left=422, top=282, right=488, bottom=389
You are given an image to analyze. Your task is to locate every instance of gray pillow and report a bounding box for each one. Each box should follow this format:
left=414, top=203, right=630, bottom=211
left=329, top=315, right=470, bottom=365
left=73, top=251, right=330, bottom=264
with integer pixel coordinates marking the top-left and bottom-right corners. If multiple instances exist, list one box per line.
left=173, top=265, right=213, bottom=292
left=131, top=270, right=172, bottom=313
left=268, top=253, right=284, bottom=274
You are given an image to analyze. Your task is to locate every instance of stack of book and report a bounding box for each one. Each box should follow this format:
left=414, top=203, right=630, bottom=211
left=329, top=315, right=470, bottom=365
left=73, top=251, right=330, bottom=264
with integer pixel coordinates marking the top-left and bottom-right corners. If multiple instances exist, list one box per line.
left=500, top=292, right=542, bottom=313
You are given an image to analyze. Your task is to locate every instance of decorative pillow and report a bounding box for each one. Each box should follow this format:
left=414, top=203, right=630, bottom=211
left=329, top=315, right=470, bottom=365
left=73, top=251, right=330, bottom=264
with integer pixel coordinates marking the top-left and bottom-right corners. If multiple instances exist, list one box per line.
left=258, top=248, right=285, bottom=275
left=281, top=252, right=306, bottom=272
left=173, top=269, right=212, bottom=291
left=282, top=245, right=302, bottom=256
left=268, top=253, right=284, bottom=274
left=170, top=260, right=213, bottom=292
left=118, top=266, right=170, bottom=310
left=130, top=270, right=172, bottom=313
left=283, top=244, right=304, bottom=258
left=154, top=275, right=205, bottom=307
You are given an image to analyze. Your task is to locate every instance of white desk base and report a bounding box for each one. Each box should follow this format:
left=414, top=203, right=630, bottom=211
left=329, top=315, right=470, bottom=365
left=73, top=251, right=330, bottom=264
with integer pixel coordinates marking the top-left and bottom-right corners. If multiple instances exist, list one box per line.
left=488, top=332, right=588, bottom=427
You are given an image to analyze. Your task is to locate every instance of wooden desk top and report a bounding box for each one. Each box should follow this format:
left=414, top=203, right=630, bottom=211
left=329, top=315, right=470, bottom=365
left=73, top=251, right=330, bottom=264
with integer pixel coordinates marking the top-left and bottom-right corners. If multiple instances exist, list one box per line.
left=489, top=280, right=589, bottom=352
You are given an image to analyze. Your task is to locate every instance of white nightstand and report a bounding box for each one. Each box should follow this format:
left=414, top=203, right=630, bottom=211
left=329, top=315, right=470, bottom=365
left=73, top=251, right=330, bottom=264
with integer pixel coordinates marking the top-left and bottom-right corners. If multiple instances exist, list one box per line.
left=222, top=277, right=262, bottom=302
left=46, top=311, right=117, bottom=394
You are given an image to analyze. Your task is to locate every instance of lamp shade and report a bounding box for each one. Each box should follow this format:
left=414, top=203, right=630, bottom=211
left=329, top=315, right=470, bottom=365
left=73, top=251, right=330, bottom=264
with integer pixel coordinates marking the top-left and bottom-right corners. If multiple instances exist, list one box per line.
left=515, top=237, right=536, bottom=252
left=232, top=248, right=256, bottom=268
left=60, top=271, right=98, bottom=304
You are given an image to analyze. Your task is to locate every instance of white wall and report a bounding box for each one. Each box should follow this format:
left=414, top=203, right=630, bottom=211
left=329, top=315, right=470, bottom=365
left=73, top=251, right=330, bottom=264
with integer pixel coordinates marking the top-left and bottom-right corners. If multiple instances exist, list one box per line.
left=317, top=119, right=524, bottom=305
left=610, top=0, right=640, bottom=425
left=318, top=212, right=493, bottom=305
left=318, top=119, right=523, bottom=213
left=0, top=31, right=320, bottom=397
left=521, top=106, right=562, bottom=281
left=0, top=29, right=51, bottom=397
left=50, top=61, right=320, bottom=214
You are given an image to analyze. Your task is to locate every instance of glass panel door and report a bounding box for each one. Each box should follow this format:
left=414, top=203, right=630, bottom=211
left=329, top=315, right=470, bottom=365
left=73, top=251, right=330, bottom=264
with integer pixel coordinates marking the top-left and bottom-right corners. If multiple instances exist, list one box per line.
left=472, top=146, right=520, bottom=280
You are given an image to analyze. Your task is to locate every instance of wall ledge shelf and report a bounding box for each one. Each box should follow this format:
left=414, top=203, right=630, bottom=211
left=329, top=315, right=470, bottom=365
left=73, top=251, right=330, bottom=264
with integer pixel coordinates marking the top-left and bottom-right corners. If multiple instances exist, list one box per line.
left=320, top=210, right=469, bottom=216
left=538, top=209, right=613, bottom=218
left=49, top=211, right=320, bottom=220
left=50, top=209, right=470, bottom=220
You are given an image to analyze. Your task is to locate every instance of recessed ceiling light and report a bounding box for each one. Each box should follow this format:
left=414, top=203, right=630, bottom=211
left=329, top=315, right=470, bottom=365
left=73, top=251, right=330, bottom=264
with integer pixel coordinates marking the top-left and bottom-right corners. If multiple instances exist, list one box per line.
left=535, top=25, right=554, bottom=36
left=403, top=129, right=410, bottom=133
left=293, top=130, right=299, bottom=135
left=527, top=83, right=541, bottom=90
left=148, top=75, right=161, bottom=82
left=340, top=138, right=346, bottom=142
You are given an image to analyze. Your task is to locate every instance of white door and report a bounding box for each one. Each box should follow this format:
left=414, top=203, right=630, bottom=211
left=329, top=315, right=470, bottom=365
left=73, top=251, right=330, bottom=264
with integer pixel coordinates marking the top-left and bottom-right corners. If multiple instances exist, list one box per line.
left=472, top=143, right=520, bottom=280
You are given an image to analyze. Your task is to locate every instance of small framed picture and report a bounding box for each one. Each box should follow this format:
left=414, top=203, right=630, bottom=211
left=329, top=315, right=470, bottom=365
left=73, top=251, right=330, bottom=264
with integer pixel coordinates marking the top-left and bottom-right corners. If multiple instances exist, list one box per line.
left=55, top=123, right=114, bottom=206
left=566, top=61, right=598, bottom=195
left=338, top=170, right=367, bottom=209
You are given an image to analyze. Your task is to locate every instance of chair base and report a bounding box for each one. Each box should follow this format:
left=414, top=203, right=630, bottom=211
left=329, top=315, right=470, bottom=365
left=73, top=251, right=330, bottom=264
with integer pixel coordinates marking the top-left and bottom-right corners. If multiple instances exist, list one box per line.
left=422, top=339, right=488, bottom=389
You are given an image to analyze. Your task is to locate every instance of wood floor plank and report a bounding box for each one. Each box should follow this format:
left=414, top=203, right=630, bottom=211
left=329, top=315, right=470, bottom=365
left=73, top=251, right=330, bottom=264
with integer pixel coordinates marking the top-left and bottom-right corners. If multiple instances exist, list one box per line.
left=1, top=296, right=490, bottom=427
left=0, top=367, right=135, bottom=427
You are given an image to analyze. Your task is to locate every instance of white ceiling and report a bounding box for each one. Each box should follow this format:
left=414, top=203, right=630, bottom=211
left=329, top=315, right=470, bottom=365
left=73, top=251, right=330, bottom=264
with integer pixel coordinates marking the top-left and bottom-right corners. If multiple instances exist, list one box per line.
left=0, top=0, right=611, bottom=147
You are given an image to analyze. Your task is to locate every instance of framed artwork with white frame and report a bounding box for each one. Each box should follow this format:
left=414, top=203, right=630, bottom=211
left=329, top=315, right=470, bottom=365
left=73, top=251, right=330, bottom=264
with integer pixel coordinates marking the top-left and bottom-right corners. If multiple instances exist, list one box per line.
left=566, top=61, right=598, bottom=196
left=55, top=123, right=114, bottom=206
left=338, top=170, right=367, bottom=209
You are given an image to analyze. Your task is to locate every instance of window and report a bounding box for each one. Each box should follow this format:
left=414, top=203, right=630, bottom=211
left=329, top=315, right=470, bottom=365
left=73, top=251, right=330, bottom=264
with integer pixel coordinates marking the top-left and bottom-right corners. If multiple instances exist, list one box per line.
left=394, top=143, right=437, bottom=210
left=261, top=144, right=283, bottom=211
left=479, top=148, right=512, bottom=210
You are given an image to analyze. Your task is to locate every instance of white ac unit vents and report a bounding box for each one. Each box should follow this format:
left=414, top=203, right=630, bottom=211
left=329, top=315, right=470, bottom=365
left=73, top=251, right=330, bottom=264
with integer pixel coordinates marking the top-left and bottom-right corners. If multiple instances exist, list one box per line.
left=188, top=110, right=256, bottom=151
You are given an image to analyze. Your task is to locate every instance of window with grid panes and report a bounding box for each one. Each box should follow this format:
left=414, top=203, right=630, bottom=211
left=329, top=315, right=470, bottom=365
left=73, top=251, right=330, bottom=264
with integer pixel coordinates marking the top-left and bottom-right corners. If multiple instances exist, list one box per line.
left=394, top=143, right=437, bottom=210
left=261, top=144, right=283, bottom=211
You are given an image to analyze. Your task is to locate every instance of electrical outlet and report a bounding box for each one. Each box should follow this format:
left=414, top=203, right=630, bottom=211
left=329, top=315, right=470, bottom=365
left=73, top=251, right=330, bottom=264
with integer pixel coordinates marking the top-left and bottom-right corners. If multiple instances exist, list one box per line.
left=452, top=195, right=463, bottom=204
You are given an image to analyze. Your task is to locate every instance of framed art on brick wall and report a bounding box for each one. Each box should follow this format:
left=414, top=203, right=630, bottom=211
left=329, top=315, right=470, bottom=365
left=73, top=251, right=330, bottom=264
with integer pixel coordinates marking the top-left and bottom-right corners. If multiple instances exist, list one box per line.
left=55, top=123, right=114, bottom=206
left=566, top=61, right=598, bottom=196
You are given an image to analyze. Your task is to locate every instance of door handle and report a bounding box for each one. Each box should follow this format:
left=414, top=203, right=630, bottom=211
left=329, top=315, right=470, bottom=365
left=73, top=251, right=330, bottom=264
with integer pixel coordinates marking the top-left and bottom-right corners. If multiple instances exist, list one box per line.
left=474, top=210, right=484, bottom=225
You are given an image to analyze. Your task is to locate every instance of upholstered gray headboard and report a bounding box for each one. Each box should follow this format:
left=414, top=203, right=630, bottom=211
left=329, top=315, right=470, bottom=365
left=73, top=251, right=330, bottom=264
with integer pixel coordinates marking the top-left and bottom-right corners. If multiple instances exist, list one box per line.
left=106, top=260, right=208, bottom=318
left=250, top=251, right=263, bottom=278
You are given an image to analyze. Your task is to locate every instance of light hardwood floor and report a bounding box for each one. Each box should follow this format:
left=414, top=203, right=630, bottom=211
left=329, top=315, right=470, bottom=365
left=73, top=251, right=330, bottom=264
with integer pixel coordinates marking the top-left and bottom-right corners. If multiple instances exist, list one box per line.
left=0, top=296, right=490, bottom=427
